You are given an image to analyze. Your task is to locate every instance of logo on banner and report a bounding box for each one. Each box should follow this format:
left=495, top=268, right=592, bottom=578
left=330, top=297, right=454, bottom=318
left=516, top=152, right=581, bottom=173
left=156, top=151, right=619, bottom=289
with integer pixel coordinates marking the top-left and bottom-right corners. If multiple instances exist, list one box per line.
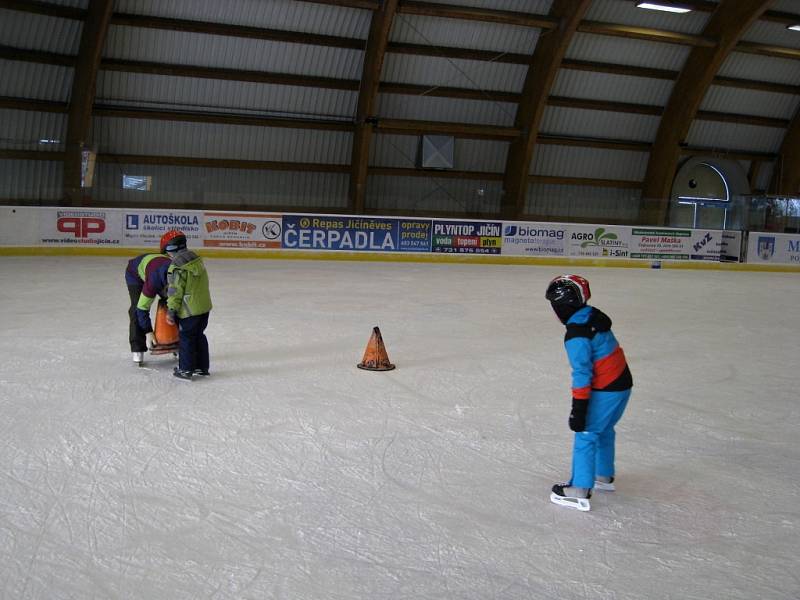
left=757, top=236, right=775, bottom=260
left=575, top=227, right=618, bottom=248
left=126, top=213, right=201, bottom=232
left=504, top=225, right=564, bottom=239
left=693, top=232, right=713, bottom=252
left=262, top=220, right=281, bottom=239
left=206, top=218, right=256, bottom=235
left=57, top=211, right=106, bottom=238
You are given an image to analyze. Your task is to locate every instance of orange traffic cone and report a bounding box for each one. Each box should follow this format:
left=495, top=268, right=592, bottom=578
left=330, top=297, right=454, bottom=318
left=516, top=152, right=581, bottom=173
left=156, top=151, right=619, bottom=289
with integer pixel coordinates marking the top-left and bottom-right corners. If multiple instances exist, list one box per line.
left=357, top=326, right=395, bottom=371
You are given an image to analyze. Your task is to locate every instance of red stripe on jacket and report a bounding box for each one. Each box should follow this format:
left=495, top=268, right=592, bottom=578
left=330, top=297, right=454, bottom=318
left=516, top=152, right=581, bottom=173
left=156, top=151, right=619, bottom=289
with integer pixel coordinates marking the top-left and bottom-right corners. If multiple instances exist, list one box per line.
left=591, top=346, right=628, bottom=390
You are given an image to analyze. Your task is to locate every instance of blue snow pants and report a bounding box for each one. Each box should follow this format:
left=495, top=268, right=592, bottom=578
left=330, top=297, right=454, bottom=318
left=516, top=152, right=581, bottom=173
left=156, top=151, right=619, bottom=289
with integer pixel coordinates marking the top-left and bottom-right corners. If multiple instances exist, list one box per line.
left=570, top=388, right=631, bottom=489
left=177, top=312, right=210, bottom=373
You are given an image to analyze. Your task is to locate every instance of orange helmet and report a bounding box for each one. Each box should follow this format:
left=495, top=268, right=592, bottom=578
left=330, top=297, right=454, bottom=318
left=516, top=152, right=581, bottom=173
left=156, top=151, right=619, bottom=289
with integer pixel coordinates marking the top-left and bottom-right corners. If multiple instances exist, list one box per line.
left=160, top=229, right=187, bottom=253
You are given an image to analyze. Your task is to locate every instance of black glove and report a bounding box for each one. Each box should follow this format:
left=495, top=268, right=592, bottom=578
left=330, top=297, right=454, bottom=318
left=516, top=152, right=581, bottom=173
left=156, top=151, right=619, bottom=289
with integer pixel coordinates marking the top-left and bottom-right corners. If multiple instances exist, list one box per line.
left=569, top=398, right=588, bottom=432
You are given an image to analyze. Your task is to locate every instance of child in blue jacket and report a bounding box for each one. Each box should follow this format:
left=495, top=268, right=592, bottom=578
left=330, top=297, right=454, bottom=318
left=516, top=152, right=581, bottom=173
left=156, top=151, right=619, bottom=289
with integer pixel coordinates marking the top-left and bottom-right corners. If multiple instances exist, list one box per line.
left=545, top=275, right=633, bottom=511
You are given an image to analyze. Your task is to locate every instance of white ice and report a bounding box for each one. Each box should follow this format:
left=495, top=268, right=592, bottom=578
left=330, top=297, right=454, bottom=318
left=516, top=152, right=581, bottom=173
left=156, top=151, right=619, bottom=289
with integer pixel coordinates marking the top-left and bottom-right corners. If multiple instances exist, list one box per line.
left=0, top=256, right=798, bottom=600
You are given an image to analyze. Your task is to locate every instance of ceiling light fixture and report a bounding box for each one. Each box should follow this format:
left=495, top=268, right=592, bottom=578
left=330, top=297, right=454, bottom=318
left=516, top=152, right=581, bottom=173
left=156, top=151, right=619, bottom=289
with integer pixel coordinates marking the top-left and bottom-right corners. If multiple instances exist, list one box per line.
left=787, top=25, right=800, bottom=32
left=635, top=2, right=692, bottom=14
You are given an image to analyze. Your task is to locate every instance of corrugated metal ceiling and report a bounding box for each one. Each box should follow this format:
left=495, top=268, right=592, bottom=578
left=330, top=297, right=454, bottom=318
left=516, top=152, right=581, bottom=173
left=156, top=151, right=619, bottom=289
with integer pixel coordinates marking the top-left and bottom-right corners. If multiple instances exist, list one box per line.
left=114, top=0, right=371, bottom=39
left=0, top=8, right=81, bottom=54
left=585, top=0, right=711, bottom=34
left=104, top=26, right=364, bottom=80
left=2, top=0, right=800, bottom=213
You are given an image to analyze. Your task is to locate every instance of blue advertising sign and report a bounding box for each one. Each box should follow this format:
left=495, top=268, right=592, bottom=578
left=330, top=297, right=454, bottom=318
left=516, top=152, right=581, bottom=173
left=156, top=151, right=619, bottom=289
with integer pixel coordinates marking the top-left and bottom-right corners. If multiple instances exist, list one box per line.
left=282, top=215, right=399, bottom=251
left=397, top=219, right=432, bottom=252
left=432, top=220, right=502, bottom=254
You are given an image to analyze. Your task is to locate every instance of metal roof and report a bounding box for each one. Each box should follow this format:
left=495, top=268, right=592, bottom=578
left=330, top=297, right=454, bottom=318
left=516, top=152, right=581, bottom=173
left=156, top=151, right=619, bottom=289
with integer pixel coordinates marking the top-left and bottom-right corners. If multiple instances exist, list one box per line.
left=0, top=8, right=81, bottom=54
left=3, top=0, right=800, bottom=214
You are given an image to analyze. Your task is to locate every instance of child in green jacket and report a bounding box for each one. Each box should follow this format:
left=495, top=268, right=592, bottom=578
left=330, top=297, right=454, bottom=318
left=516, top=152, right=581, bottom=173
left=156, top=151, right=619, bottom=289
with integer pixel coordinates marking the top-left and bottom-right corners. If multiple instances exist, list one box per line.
left=161, top=229, right=212, bottom=381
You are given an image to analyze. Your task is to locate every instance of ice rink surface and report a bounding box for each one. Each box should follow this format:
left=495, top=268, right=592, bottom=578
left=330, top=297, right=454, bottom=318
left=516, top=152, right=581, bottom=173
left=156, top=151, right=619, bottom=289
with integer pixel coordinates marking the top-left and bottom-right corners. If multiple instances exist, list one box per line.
left=0, top=255, right=798, bottom=600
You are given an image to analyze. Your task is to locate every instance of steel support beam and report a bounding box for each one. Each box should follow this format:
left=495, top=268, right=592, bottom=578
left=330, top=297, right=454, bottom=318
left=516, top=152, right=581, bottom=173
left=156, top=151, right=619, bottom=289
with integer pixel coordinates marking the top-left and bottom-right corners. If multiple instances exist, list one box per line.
left=349, top=0, right=398, bottom=213
left=63, top=0, right=112, bottom=206
left=501, top=0, right=592, bottom=219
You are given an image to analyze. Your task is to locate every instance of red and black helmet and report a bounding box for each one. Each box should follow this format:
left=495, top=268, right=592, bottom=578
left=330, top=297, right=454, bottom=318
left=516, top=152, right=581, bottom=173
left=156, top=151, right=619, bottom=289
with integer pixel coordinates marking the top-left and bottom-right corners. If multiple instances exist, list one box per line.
left=160, top=229, right=187, bottom=253
left=545, top=274, right=591, bottom=308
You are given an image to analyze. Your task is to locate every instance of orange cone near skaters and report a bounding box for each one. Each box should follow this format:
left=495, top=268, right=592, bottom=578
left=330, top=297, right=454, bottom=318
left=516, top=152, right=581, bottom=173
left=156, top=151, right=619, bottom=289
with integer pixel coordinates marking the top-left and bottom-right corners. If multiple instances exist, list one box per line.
left=357, top=326, right=395, bottom=371
left=150, top=300, right=180, bottom=354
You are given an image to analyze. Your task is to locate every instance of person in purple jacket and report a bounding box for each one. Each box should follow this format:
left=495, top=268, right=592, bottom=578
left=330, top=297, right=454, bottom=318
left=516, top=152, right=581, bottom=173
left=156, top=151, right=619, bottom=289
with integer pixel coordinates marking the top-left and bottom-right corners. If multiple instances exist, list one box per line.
left=124, top=243, right=171, bottom=365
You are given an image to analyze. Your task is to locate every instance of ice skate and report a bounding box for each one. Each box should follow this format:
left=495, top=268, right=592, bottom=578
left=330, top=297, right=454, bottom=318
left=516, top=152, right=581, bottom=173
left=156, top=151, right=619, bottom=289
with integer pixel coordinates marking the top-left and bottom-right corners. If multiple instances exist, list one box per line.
left=132, top=351, right=144, bottom=366
left=550, top=483, right=591, bottom=512
left=594, top=476, right=615, bottom=492
left=193, top=369, right=210, bottom=377
left=173, top=367, right=193, bottom=381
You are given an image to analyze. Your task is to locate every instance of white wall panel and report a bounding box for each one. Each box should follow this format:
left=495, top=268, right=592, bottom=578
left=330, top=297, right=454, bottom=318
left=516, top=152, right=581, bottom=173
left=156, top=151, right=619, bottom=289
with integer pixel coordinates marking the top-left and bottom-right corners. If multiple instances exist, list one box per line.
left=687, top=121, right=785, bottom=154
left=0, top=109, right=67, bottom=152
left=585, top=0, right=710, bottom=34
left=34, top=0, right=86, bottom=7
left=553, top=69, right=673, bottom=106
left=96, top=71, right=357, bottom=120
left=719, top=53, right=800, bottom=86
left=92, top=118, right=352, bottom=164
left=526, top=183, right=641, bottom=221
left=0, top=9, right=82, bottom=54
left=105, top=26, right=364, bottom=79
left=370, top=135, right=508, bottom=173
left=567, top=33, right=691, bottom=71
left=382, top=54, right=527, bottom=93
left=93, top=163, right=348, bottom=208
left=391, top=13, right=540, bottom=55
left=0, top=159, right=63, bottom=201
left=366, top=175, right=501, bottom=215
left=452, top=139, right=508, bottom=172
left=0, top=60, right=73, bottom=102
left=754, top=161, right=775, bottom=192
left=701, top=86, right=800, bottom=120
left=532, top=145, right=648, bottom=181
left=542, top=107, right=659, bottom=142
left=416, top=0, right=553, bottom=11
left=741, top=20, right=800, bottom=49
left=769, top=0, right=800, bottom=11
left=370, top=135, right=418, bottom=169
left=115, top=0, right=370, bottom=39
left=377, top=94, right=516, bottom=127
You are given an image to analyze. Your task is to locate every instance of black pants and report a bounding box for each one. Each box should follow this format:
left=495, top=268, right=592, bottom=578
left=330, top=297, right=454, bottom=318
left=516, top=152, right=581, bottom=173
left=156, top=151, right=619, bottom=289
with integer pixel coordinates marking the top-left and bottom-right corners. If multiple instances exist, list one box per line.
left=177, top=312, right=210, bottom=373
left=128, top=284, right=147, bottom=352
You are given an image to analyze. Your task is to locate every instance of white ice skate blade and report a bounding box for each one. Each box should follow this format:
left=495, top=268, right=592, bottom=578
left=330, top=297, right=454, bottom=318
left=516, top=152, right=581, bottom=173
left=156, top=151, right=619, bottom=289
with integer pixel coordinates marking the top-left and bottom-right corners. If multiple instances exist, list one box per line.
left=594, top=481, right=615, bottom=492
left=550, top=492, right=591, bottom=512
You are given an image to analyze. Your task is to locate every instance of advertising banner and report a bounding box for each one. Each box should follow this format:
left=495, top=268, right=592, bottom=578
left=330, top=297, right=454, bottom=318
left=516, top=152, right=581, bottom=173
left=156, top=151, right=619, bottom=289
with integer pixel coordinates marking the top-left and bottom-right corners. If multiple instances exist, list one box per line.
left=281, top=215, right=399, bottom=251
left=567, top=225, right=631, bottom=259
left=747, top=232, right=800, bottom=264
left=629, top=228, right=692, bottom=260
left=720, top=230, right=743, bottom=262
left=123, top=210, right=203, bottom=247
left=687, top=229, right=724, bottom=261
left=432, top=220, right=502, bottom=254
left=397, top=219, right=433, bottom=252
left=40, top=208, right=123, bottom=247
left=502, top=222, right=567, bottom=256
left=203, top=212, right=282, bottom=249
